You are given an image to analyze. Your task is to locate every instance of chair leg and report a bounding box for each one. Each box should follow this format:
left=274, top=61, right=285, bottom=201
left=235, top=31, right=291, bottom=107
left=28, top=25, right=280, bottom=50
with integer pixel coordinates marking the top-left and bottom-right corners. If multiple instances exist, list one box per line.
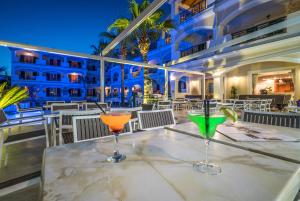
left=0, top=131, right=3, bottom=168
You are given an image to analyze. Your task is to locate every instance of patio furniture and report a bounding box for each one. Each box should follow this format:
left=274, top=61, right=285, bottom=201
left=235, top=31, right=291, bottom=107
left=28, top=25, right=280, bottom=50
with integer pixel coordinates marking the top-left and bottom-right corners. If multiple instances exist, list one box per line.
left=242, top=111, right=300, bottom=128
left=157, top=101, right=172, bottom=110
left=238, top=94, right=291, bottom=110
left=141, top=103, right=155, bottom=111
left=137, top=109, right=175, bottom=130
left=172, top=100, right=188, bottom=110
left=188, top=99, right=203, bottom=110
left=55, top=110, right=104, bottom=145
left=83, top=102, right=108, bottom=111
left=0, top=109, right=45, bottom=167
left=41, top=123, right=300, bottom=201
left=72, top=115, right=132, bottom=143
left=51, top=103, right=80, bottom=112
left=15, top=103, right=43, bottom=123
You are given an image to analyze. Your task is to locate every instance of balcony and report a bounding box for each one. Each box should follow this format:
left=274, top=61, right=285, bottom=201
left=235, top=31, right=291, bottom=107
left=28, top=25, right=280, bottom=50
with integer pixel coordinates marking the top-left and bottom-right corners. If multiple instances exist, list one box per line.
left=179, top=0, right=207, bottom=23
left=180, top=42, right=207, bottom=58
left=231, top=17, right=287, bottom=46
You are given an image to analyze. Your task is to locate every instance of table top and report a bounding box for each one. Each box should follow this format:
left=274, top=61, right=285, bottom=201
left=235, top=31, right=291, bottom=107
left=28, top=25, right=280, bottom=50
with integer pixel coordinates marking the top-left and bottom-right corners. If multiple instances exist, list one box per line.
left=170, top=122, right=300, bottom=162
left=42, top=126, right=300, bottom=201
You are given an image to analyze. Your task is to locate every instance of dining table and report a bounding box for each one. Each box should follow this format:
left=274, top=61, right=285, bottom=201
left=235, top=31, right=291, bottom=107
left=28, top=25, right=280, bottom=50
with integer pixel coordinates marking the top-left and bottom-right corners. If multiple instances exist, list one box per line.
left=41, top=122, right=300, bottom=201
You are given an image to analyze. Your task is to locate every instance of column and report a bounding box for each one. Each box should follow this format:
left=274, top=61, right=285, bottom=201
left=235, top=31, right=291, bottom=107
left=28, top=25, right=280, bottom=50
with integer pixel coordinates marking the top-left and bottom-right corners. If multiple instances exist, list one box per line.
left=202, top=74, right=206, bottom=100
left=164, top=67, right=168, bottom=100
left=212, top=70, right=225, bottom=100
left=100, top=59, right=105, bottom=102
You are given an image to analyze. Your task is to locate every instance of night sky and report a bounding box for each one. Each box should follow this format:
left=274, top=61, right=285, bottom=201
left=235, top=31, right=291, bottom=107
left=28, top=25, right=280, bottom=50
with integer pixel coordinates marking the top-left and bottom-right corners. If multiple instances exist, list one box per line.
left=0, top=0, right=131, bottom=74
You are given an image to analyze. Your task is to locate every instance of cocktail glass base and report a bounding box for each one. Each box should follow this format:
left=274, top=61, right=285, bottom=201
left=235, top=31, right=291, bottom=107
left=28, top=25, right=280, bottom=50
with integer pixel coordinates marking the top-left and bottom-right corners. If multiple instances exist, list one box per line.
left=193, top=161, right=221, bottom=175
left=107, top=152, right=126, bottom=163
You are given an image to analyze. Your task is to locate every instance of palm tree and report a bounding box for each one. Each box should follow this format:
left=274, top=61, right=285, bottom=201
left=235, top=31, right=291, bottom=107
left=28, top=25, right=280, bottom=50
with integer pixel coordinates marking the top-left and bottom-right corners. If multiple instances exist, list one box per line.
left=108, top=0, right=174, bottom=103
left=90, top=39, right=109, bottom=55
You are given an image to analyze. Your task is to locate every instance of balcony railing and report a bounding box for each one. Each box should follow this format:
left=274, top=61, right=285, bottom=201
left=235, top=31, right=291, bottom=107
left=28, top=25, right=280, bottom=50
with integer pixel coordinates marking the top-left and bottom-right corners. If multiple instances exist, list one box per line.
left=180, top=42, right=207, bottom=58
left=231, top=17, right=287, bottom=45
left=179, top=0, right=207, bottom=23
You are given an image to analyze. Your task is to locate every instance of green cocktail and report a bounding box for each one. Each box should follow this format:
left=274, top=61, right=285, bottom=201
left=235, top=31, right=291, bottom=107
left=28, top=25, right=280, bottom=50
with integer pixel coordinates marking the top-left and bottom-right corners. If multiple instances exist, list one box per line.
left=188, top=112, right=227, bottom=175
left=188, top=114, right=226, bottom=139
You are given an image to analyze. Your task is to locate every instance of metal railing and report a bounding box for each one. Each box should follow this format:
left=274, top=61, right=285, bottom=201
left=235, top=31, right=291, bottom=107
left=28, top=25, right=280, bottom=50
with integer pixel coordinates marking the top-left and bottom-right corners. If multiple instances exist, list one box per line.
left=179, top=0, right=207, bottom=23
left=180, top=42, right=207, bottom=58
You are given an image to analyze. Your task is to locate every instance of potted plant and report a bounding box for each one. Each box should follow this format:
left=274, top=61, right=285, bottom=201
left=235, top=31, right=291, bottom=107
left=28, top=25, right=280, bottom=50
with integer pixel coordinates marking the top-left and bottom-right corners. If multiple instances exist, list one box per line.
left=230, top=86, right=238, bottom=99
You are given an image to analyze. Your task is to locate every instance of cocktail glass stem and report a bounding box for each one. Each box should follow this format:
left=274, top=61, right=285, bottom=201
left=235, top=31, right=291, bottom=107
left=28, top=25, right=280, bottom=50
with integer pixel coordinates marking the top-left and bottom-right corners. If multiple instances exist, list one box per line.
left=107, top=131, right=126, bottom=163
left=113, top=133, right=119, bottom=156
left=204, top=139, right=209, bottom=165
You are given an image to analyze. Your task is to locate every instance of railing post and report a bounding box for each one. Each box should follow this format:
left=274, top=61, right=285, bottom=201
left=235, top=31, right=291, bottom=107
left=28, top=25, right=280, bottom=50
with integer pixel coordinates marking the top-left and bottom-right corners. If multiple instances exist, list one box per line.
left=100, top=59, right=105, bottom=102
left=164, top=65, right=168, bottom=101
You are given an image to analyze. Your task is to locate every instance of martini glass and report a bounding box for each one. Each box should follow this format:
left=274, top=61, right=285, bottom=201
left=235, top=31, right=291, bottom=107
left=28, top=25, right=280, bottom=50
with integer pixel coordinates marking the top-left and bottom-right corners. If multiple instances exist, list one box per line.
left=100, top=112, right=131, bottom=163
left=188, top=111, right=226, bottom=175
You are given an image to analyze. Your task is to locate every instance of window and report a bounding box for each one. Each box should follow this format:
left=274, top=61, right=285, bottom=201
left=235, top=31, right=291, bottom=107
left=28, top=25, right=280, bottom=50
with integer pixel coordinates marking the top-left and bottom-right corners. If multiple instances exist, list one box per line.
left=68, top=61, right=82, bottom=68
left=113, top=88, right=119, bottom=97
left=178, top=76, right=187, bottom=93
left=87, top=65, right=97, bottom=71
left=68, top=74, right=81, bottom=83
left=69, top=88, right=81, bottom=97
left=46, top=88, right=61, bottom=97
left=19, top=71, right=38, bottom=80
left=46, top=73, right=61, bottom=81
left=19, top=55, right=37, bottom=64
left=86, top=76, right=97, bottom=84
left=87, top=88, right=97, bottom=97
left=113, top=72, right=119, bottom=82
left=47, top=59, right=61, bottom=66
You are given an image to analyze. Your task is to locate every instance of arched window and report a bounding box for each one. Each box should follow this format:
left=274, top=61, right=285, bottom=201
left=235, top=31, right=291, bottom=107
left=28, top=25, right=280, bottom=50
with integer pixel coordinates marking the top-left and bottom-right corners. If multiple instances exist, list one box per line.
left=113, top=72, right=119, bottom=82
left=178, top=76, right=187, bottom=93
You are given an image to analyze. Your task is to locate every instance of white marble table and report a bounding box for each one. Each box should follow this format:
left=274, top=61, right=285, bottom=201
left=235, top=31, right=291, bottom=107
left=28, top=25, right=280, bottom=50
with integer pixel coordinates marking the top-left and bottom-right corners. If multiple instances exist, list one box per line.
left=42, top=127, right=300, bottom=201
left=170, top=122, right=300, bottom=162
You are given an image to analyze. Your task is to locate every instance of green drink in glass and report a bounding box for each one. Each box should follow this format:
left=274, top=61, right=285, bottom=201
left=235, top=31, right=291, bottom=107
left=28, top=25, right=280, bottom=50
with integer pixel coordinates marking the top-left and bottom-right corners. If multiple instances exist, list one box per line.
left=188, top=100, right=229, bottom=175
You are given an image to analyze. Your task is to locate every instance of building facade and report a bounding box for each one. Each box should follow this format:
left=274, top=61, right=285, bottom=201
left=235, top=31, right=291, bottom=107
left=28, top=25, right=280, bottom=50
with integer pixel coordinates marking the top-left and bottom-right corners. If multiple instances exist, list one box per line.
left=10, top=48, right=100, bottom=106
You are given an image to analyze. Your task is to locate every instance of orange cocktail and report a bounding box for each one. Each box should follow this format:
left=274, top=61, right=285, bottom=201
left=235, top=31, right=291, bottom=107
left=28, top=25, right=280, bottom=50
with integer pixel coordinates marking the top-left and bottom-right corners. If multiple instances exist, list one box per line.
left=100, top=112, right=131, bottom=163
left=100, top=113, right=131, bottom=133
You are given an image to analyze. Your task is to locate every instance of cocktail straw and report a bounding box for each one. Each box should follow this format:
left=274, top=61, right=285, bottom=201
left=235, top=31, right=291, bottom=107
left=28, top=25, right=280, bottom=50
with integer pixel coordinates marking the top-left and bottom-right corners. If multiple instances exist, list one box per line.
left=204, top=99, right=210, bottom=137
left=94, top=102, right=107, bottom=114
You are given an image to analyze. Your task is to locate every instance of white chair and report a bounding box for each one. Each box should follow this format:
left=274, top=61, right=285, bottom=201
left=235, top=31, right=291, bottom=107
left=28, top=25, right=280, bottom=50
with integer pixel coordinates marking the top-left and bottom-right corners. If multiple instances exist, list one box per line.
left=72, top=115, right=132, bottom=143
left=266, top=99, right=273, bottom=112
left=0, top=109, right=45, bottom=167
left=51, top=103, right=80, bottom=112
left=83, top=102, right=108, bottom=111
left=157, top=101, right=172, bottom=110
left=138, top=109, right=176, bottom=130
left=55, top=110, right=103, bottom=145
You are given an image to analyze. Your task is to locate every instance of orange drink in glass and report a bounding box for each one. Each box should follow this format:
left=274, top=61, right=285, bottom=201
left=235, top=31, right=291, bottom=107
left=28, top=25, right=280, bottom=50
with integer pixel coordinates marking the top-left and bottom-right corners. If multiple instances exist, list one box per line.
left=100, top=112, right=131, bottom=163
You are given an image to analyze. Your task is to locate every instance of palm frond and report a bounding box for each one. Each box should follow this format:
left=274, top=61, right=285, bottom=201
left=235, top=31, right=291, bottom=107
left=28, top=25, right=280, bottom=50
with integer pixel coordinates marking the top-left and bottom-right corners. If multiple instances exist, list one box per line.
left=100, top=32, right=117, bottom=40
left=129, top=0, right=140, bottom=19
left=0, top=86, right=29, bottom=109
left=108, top=18, right=130, bottom=32
left=139, top=0, right=150, bottom=13
left=0, top=82, right=7, bottom=98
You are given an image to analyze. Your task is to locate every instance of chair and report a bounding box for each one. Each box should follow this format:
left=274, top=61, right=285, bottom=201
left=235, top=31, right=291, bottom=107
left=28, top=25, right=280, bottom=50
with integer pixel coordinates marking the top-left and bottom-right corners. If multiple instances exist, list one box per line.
left=233, top=100, right=244, bottom=110
left=188, top=99, right=203, bottom=110
left=266, top=99, right=273, bottom=112
left=259, top=100, right=268, bottom=112
left=51, top=103, right=79, bottom=112
left=46, top=101, right=65, bottom=106
left=72, top=115, right=132, bottom=143
left=0, top=109, right=45, bottom=167
left=242, top=111, right=300, bottom=128
left=141, top=103, right=155, bottom=111
left=157, top=101, right=172, bottom=110
left=83, top=102, right=108, bottom=111
left=138, top=109, right=176, bottom=130
left=55, top=110, right=104, bottom=145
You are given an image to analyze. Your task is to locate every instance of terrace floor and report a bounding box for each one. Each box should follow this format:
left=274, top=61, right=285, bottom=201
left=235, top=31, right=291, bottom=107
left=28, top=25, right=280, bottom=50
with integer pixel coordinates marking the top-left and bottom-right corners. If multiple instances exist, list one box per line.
left=0, top=109, right=189, bottom=201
